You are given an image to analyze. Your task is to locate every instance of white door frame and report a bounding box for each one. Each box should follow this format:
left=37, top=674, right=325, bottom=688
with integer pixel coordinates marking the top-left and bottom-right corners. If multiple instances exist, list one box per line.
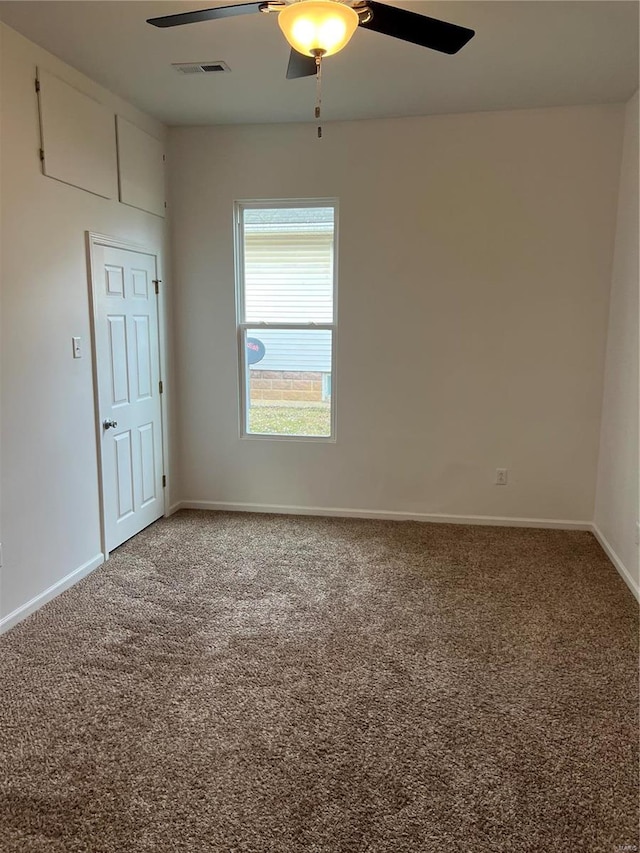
left=86, top=231, right=170, bottom=560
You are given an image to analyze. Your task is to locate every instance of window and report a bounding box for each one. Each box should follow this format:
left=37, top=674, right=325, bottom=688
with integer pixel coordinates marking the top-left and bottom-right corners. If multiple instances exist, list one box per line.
left=235, top=200, right=337, bottom=440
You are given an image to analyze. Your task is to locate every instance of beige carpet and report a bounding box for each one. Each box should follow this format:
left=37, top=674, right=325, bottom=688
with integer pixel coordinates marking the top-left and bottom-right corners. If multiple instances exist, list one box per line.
left=0, top=510, right=638, bottom=852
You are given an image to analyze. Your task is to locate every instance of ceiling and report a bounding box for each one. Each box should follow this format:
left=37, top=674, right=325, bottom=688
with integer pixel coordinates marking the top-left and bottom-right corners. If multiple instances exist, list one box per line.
left=0, top=1, right=637, bottom=126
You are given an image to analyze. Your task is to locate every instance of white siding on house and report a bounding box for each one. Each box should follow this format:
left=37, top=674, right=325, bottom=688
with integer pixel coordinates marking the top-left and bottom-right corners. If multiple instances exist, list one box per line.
left=247, top=328, right=332, bottom=372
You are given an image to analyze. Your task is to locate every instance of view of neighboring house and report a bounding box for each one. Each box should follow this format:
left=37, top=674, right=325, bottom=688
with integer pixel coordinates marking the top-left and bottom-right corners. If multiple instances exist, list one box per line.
left=241, top=205, right=335, bottom=436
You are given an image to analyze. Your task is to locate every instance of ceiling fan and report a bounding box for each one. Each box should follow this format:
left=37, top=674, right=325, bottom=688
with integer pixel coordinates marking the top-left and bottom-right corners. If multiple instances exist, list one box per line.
left=147, top=0, right=475, bottom=80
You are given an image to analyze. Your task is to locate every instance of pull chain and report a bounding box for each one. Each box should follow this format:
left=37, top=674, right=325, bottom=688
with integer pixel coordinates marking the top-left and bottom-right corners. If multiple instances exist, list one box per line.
left=315, top=53, right=323, bottom=138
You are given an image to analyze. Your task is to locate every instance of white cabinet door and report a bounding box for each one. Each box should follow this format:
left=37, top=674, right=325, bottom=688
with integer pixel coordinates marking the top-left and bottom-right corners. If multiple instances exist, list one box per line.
left=116, top=116, right=166, bottom=217
left=94, top=245, right=164, bottom=551
left=37, top=69, right=118, bottom=199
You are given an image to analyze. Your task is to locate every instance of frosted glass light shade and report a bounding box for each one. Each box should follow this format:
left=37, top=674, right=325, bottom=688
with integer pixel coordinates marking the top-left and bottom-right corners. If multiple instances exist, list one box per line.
left=278, top=0, right=359, bottom=58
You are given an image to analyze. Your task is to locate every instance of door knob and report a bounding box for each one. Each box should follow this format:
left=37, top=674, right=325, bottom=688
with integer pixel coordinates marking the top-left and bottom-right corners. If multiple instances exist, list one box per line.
left=103, top=419, right=118, bottom=430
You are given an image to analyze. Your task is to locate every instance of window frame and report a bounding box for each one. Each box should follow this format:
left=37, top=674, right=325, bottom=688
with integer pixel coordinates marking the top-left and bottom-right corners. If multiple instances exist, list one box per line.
left=234, top=197, right=339, bottom=442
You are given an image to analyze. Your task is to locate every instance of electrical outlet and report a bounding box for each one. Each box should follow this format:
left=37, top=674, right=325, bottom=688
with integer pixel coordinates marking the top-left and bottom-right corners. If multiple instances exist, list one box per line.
left=496, top=468, right=508, bottom=485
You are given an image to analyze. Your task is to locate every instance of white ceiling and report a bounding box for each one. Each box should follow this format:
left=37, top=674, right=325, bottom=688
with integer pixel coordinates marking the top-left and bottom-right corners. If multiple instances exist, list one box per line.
left=0, top=1, right=637, bottom=126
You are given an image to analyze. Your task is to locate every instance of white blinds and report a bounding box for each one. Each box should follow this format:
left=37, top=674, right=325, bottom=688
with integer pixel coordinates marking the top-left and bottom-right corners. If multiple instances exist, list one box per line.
left=243, top=208, right=334, bottom=323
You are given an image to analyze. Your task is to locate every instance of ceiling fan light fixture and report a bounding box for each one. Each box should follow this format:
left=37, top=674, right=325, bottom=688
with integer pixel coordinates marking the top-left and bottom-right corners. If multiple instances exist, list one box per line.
left=278, top=0, right=359, bottom=58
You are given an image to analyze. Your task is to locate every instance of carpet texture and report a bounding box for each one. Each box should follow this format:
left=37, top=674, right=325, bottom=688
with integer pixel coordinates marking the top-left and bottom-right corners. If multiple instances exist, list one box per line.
left=0, top=511, right=638, bottom=852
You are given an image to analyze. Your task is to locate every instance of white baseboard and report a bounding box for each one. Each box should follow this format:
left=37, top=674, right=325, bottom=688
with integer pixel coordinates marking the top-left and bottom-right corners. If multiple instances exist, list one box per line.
left=0, top=553, right=105, bottom=635
left=166, top=502, right=182, bottom=517
left=177, top=500, right=592, bottom=531
left=1, top=520, right=631, bottom=636
left=160, top=503, right=640, bottom=602
left=591, top=524, right=640, bottom=602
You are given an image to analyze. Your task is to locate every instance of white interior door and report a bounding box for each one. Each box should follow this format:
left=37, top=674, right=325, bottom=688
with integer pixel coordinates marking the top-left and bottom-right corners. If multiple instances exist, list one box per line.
left=93, top=243, right=164, bottom=551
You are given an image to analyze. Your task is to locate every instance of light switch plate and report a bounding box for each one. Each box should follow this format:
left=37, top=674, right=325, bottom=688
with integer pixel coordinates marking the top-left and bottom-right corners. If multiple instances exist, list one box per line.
left=72, top=337, right=82, bottom=358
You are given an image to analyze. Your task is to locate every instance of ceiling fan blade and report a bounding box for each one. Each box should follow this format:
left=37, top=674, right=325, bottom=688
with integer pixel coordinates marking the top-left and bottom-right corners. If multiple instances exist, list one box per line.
left=286, top=49, right=317, bottom=79
left=147, top=2, right=264, bottom=28
left=358, top=1, right=475, bottom=55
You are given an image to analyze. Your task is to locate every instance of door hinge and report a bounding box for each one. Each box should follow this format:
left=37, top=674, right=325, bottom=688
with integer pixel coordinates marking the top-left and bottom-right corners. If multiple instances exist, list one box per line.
left=39, top=148, right=45, bottom=162
left=159, top=380, right=164, bottom=394
left=35, top=79, right=40, bottom=93
left=153, top=279, right=161, bottom=295
left=162, top=475, right=167, bottom=488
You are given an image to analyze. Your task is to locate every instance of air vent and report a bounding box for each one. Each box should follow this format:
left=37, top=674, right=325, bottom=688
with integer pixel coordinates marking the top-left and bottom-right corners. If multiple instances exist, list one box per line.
left=172, top=61, right=231, bottom=75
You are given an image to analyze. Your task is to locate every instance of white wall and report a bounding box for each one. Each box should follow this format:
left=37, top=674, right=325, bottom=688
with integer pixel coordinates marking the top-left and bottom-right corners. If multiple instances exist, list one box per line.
left=169, top=105, right=624, bottom=523
left=0, top=24, right=171, bottom=626
left=595, top=91, right=639, bottom=597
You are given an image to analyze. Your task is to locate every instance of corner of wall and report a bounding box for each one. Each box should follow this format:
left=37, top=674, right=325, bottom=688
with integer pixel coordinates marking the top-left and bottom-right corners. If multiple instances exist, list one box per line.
left=593, top=89, right=640, bottom=594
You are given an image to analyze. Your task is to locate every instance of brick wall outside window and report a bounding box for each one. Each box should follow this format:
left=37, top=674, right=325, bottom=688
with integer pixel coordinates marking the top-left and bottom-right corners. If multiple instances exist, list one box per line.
left=250, top=370, right=324, bottom=402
